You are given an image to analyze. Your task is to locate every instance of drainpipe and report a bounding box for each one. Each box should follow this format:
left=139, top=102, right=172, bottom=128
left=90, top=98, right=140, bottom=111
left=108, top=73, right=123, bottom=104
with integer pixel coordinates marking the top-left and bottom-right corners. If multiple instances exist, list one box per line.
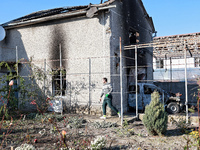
left=102, top=11, right=106, bottom=76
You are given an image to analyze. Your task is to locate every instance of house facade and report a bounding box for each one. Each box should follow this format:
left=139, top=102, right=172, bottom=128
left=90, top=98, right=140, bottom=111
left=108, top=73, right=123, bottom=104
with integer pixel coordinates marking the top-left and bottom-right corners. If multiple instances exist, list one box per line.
left=0, top=0, right=155, bottom=114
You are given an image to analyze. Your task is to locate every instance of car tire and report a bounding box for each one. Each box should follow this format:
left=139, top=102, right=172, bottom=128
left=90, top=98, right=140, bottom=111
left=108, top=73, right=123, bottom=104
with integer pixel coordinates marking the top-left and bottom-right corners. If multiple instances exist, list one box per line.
left=167, top=102, right=180, bottom=114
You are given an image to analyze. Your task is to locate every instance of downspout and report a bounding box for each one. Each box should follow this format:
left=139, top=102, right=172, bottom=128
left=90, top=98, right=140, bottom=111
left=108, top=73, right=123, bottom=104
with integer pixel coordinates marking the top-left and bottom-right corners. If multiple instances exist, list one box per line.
left=102, top=11, right=106, bottom=76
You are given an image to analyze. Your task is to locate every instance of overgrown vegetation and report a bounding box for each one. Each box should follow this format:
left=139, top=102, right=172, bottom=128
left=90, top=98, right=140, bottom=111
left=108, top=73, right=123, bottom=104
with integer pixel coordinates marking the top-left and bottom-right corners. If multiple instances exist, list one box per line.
left=0, top=61, right=50, bottom=119
left=143, top=90, right=168, bottom=136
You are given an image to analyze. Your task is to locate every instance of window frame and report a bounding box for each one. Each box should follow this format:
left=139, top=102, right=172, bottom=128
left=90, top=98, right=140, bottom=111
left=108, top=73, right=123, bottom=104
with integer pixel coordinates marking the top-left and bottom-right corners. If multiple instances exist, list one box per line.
left=52, top=69, right=66, bottom=96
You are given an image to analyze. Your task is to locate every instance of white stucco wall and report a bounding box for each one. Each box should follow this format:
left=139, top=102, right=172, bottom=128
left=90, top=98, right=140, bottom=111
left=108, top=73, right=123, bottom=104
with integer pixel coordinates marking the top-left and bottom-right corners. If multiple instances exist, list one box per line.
left=0, top=12, right=112, bottom=114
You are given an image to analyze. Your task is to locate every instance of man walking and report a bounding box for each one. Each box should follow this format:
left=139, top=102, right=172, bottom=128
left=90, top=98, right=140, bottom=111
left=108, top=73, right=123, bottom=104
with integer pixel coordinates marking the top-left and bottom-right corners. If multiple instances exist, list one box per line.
left=100, top=77, right=120, bottom=119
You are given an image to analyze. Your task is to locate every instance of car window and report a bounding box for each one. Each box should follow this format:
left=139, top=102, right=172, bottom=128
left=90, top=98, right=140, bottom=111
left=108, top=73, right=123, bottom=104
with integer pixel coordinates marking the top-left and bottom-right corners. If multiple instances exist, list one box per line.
left=156, top=88, right=163, bottom=95
left=144, top=85, right=155, bottom=94
left=129, top=85, right=140, bottom=94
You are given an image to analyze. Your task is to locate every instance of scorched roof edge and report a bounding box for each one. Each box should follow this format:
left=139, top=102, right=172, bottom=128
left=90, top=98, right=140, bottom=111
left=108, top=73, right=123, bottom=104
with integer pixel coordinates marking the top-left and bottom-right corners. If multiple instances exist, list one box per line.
left=1, top=0, right=115, bottom=28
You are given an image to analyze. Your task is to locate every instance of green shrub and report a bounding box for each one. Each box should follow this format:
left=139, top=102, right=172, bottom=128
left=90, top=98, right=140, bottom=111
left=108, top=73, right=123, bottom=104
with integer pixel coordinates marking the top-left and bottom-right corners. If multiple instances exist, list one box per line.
left=143, top=91, right=168, bottom=136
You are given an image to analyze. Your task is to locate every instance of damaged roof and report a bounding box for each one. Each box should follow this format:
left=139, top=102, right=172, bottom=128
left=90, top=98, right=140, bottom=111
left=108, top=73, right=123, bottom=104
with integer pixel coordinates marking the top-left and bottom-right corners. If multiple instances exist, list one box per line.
left=6, top=6, right=88, bottom=24
left=154, top=32, right=200, bottom=39
left=153, top=32, right=200, bottom=58
left=1, top=0, right=155, bottom=32
left=1, top=0, right=115, bottom=29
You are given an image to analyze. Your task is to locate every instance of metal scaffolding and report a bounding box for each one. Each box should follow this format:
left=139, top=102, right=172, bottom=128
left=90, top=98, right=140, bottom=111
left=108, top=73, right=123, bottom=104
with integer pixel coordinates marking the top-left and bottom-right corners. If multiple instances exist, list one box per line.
left=124, top=35, right=200, bottom=123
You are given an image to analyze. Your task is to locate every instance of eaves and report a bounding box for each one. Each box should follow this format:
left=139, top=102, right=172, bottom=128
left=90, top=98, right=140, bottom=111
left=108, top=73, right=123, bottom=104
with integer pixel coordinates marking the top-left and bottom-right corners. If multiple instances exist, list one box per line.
left=2, top=1, right=116, bottom=29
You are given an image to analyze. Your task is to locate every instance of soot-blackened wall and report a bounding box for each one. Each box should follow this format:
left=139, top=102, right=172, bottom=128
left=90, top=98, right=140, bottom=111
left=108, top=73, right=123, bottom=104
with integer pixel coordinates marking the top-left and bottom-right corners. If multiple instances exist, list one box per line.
left=50, top=26, right=67, bottom=69
left=109, top=0, right=154, bottom=112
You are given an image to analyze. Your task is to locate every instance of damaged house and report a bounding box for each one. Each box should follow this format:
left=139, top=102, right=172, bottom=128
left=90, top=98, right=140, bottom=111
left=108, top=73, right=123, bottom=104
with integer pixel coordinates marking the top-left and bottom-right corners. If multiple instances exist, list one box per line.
left=0, top=0, right=155, bottom=114
left=153, top=32, right=200, bottom=105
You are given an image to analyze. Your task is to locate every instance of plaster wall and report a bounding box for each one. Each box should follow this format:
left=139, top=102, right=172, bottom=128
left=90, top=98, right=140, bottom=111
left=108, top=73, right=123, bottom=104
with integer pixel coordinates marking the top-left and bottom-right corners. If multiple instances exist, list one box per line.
left=0, top=1, right=154, bottom=114
left=0, top=12, right=112, bottom=114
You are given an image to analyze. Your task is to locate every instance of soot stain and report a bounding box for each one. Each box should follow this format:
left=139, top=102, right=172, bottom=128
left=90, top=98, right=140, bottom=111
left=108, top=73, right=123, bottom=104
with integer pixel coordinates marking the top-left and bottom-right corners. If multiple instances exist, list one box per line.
left=50, top=26, right=68, bottom=69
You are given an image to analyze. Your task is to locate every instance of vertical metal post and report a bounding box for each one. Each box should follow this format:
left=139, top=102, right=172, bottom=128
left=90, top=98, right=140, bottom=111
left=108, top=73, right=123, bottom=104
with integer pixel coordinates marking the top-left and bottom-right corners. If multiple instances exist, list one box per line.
left=119, top=37, right=123, bottom=126
left=159, top=58, right=161, bottom=68
left=135, top=45, right=138, bottom=119
left=16, top=46, right=19, bottom=109
left=66, top=68, right=68, bottom=105
left=60, top=44, right=62, bottom=97
left=89, top=58, right=91, bottom=114
left=16, top=46, right=19, bottom=77
left=59, top=44, right=63, bottom=115
left=162, top=92, right=164, bottom=104
left=184, top=41, right=188, bottom=123
left=44, top=59, right=46, bottom=95
left=170, top=57, right=172, bottom=92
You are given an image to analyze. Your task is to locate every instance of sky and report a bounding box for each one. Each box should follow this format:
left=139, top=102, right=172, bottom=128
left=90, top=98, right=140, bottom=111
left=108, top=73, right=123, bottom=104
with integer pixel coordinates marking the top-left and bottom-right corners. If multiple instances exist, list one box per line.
left=0, top=0, right=200, bottom=37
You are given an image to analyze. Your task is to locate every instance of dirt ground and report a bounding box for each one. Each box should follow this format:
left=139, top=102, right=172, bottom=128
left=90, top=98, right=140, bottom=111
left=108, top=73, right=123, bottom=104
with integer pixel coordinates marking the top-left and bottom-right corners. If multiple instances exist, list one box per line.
left=0, top=112, right=199, bottom=150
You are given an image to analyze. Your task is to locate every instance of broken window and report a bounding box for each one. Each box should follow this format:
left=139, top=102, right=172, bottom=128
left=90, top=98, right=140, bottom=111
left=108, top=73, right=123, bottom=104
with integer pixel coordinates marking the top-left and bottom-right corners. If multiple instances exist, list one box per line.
left=144, top=85, right=155, bottom=94
left=156, top=59, right=164, bottom=68
left=52, top=69, right=66, bottom=96
left=129, top=28, right=139, bottom=44
left=195, top=58, right=200, bottom=67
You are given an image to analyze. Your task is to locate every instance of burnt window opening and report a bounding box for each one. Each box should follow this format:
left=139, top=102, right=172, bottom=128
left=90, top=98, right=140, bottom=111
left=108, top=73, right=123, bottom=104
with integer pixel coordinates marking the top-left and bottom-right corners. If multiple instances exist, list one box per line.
left=138, top=73, right=146, bottom=80
left=129, top=29, right=139, bottom=44
left=52, top=69, right=66, bottom=96
left=156, top=59, right=164, bottom=68
left=114, top=53, right=120, bottom=68
left=129, top=85, right=140, bottom=94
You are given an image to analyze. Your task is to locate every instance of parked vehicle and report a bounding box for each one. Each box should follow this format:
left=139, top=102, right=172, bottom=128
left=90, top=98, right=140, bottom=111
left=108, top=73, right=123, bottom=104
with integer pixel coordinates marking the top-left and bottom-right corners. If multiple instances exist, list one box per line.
left=128, top=83, right=184, bottom=114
